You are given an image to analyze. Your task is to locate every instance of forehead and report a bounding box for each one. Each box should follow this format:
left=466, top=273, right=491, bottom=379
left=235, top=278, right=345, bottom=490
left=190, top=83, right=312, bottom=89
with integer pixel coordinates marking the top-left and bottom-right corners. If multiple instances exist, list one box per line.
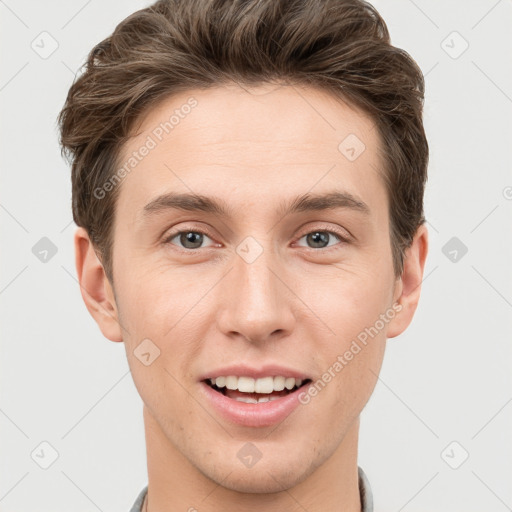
left=115, top=83, right=386, bottom=225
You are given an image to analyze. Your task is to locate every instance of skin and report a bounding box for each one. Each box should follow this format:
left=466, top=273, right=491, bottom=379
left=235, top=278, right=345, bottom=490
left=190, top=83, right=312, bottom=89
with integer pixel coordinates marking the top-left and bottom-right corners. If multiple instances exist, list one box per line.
left=75, top=83, right=428, bottom=512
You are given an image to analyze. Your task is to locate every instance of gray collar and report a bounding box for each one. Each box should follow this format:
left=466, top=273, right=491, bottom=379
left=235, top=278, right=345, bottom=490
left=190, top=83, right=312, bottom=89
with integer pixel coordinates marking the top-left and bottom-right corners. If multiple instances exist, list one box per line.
left=130, top=466, right=373, bottom=511
left=358, top=466, right=374, bottom=512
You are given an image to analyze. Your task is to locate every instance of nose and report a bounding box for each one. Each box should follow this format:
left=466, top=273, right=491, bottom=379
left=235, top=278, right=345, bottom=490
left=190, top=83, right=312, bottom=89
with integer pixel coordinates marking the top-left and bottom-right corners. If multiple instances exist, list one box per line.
left=216, top=240, right=296, bottom=345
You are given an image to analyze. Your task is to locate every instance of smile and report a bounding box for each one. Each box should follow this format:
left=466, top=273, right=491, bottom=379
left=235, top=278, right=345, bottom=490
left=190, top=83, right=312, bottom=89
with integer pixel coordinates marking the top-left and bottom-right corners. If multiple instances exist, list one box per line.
left=205, top=375, right=311, bottom=403
left=200, top=375, right=313, bottom=427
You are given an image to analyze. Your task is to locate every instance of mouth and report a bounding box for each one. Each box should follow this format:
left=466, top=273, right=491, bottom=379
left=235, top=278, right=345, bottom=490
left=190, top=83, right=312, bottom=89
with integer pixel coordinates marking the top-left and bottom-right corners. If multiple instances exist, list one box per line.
left=198, top=368, right=314, bottom=427
left=203, top=376, right=313, bottom=404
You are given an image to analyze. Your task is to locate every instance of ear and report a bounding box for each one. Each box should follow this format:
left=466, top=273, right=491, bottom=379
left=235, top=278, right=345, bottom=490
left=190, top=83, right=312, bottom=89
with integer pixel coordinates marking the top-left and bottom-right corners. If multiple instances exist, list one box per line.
left=387, top=223, right=429, bottom=339
left=74, top=227, right=123, bottom=342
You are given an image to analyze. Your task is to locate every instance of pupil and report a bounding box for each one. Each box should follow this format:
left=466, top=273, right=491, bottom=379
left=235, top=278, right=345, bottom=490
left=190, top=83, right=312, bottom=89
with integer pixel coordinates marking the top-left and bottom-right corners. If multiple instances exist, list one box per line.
left=308, top=231, right=329, bottom=248
left=181, top=232, right=203, bottom=249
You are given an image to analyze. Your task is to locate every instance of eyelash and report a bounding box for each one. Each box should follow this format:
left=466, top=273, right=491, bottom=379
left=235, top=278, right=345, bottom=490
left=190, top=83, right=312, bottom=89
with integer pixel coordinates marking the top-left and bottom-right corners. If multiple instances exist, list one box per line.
left=162, top=225, right=350, bottom=253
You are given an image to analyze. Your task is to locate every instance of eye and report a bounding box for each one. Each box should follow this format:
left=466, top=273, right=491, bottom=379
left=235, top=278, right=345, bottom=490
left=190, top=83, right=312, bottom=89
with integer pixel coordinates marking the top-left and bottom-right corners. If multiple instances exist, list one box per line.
left=162, top=227, right=348, bottom=252
left=164, top=230, right=216, bottom=250
left=295, top=230, right=346, bottom=249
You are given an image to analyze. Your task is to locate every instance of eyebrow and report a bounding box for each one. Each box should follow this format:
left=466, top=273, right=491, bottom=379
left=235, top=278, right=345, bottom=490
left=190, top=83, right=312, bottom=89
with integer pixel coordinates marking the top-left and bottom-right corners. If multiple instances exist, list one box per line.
left=141, top=190, right=371, bottom=221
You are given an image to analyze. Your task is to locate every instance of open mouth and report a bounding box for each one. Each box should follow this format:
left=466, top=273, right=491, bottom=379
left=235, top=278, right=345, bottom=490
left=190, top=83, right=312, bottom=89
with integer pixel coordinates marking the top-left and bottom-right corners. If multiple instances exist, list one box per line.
left=203, top=377, right=312, bottom=404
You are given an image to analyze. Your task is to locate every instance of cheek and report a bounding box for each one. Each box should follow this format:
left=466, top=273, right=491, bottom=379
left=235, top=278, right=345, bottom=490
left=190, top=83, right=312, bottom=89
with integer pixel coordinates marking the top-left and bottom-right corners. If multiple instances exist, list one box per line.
left=303, top=264, right=393, bottom=335
left=115, top=267, right=209, bottom=394
left=114, top=259, right=204, bottom=337
left=311, top=325, right=386, bottom=430
left=301, top=267, right=390, bottom=399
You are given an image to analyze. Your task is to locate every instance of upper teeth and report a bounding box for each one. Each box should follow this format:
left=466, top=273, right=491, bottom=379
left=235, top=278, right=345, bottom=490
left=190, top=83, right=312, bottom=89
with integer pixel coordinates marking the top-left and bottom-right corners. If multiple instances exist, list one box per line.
left=209, top=376, right=303, bottom=393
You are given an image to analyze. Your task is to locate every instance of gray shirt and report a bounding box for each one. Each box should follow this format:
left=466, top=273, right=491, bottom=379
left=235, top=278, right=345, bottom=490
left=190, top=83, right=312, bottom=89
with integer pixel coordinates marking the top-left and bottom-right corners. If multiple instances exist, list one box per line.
left=129, top=466, right=373, bottom=511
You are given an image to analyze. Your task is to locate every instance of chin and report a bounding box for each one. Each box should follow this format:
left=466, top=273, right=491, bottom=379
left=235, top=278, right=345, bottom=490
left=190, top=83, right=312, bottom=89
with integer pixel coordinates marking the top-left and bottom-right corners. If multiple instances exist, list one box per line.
left=198, top=453, right=316, bottom=494
left=215, top=466, right=309, bottom=494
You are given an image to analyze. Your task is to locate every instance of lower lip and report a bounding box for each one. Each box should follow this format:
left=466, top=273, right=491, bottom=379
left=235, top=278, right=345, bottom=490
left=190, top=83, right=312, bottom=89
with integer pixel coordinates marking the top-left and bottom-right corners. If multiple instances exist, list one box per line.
left=199, top=381, right=309, bottom=428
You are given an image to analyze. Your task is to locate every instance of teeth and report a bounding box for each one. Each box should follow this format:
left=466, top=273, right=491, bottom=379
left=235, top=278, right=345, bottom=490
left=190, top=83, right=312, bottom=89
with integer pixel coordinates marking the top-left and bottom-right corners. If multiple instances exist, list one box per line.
left=225, top=376, right=238, bottom=390
left=284, top=377, right=295, bottom=390
left=234, top=396, right=258, bottom=404
left=255, top=376, right=274, bottom=393
left=238, top=376, right=255, bottom=393
left=234, top=395, right=280, bottom=403
left=211, top=375, right=306, bottom=393
left=273, top=376, right=285, bottom=391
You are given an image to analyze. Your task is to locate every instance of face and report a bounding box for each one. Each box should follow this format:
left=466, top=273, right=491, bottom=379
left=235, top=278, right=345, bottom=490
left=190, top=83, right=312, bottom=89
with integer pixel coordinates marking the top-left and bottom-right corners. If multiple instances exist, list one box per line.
left=78, top=83, right=426, bottom=494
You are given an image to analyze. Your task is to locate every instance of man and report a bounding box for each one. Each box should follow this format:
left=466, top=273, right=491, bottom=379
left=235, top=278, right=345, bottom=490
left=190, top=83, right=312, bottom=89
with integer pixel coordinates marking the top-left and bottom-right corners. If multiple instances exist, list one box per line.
left=58, top=0, right=429, bottom=510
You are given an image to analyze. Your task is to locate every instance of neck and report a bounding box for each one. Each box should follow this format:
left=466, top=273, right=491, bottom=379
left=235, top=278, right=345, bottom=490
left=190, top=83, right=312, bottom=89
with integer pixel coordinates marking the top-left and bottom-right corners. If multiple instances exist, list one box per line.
left=143, top=405, right=362, bottom=512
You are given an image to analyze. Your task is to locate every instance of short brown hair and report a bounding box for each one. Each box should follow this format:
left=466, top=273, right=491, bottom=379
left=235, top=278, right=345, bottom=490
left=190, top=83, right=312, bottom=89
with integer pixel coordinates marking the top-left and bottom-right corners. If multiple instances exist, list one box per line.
left=58, top=0, right=428, bottom=283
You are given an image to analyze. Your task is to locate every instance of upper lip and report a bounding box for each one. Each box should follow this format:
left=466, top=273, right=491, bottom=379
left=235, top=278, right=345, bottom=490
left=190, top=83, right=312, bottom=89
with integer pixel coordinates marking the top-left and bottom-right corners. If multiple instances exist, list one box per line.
left=200, top=364, right=311, bottom=381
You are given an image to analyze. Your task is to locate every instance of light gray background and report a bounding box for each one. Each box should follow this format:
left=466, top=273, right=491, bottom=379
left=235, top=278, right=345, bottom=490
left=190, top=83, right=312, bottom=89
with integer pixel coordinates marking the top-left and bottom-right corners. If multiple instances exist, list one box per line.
left=1, top=1, right=511, bottom=511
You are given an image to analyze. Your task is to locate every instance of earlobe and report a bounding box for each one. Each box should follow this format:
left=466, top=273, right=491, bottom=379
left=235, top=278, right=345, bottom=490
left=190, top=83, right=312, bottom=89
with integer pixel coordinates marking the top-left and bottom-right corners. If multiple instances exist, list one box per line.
left=386, top=223, right=429, bottom=339
left=74, top=227, right=123, bottom=342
